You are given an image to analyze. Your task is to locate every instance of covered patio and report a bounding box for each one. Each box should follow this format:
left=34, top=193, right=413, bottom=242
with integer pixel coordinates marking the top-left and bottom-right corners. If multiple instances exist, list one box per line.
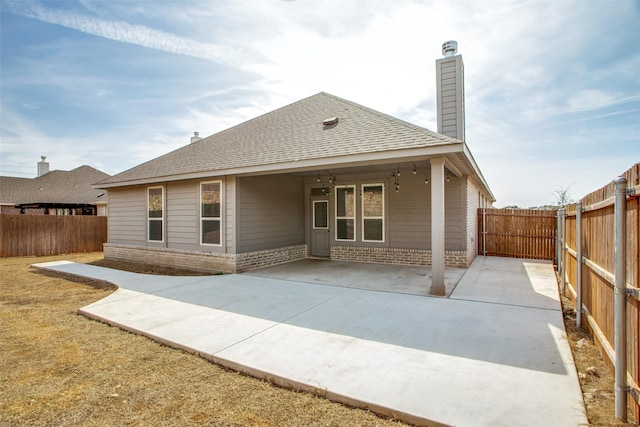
left=243, top=258, right=467, bottom=297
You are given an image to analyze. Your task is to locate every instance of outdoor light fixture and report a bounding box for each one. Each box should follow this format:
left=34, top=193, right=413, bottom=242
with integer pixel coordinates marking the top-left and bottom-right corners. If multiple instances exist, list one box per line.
left=392, top=169, right=400, bottom=192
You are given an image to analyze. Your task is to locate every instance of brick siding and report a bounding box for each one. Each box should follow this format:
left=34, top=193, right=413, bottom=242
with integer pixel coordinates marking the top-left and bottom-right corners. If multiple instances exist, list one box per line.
left=235, top=245, right=308, bottom=272
left=104, top=243, right=469, bottom=273
left=104, top=243, right=307, bottom=274
left=104, top=244, right=236, bottom=273
left=330, top=245, right=468, bottom=268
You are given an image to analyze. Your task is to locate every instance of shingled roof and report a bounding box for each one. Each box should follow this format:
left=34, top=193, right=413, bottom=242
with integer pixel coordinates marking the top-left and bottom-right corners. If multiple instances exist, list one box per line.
left=0, top=165, right=109, bottom=206
left=97, top=92, right=465, bottom=187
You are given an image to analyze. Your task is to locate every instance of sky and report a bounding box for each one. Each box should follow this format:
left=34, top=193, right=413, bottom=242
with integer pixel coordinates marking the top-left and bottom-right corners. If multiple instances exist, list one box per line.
left=1, top=0, right=639, bottom=208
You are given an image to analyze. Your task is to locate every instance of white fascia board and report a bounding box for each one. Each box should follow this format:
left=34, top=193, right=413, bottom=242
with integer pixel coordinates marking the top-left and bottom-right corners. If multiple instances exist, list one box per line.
left=94, top=143, right=465, bottom=189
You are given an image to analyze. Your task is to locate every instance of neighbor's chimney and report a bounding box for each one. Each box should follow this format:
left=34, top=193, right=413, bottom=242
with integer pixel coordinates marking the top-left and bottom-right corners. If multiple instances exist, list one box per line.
left=190, top=131, right=202, bottom=144
left=37, top=156, right=50, bottom=177
left=436, top=40, right=465, bottom=141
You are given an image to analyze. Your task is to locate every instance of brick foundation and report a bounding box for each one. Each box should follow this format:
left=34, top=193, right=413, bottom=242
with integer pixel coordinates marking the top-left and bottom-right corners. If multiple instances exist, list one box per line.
left=104, top=243, right=468, bottom=273
left=235, top=245, right=308, bottom=273
left=104, top=243, right=308, bottom=274
left=104, top=244, right=236, bottom=273
left=330, top=245, right=468, bottom=268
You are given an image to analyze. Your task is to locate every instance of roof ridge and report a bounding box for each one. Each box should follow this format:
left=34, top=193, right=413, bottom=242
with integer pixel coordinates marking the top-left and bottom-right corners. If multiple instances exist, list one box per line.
left=199, top=92, right=326, bottom=141
left=98, top=92, right=467, bottom=186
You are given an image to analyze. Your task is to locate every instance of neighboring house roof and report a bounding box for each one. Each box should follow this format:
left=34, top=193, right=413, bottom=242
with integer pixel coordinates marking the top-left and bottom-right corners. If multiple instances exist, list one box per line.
left=97, top=92, right=493, bottom=199
left=0, top=165, right=109, bottom=206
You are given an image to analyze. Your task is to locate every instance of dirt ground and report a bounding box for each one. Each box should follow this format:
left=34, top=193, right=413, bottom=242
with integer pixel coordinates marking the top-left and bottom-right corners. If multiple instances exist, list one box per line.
left=559, top=292, right=637, bottom=426
left=0, top=253, right=637, bottom=426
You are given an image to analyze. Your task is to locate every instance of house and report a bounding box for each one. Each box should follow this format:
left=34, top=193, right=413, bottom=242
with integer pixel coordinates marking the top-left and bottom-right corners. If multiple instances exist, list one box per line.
left=95, top=41, right=494, bottom=289
left=0, top=157, right=109, bottom=215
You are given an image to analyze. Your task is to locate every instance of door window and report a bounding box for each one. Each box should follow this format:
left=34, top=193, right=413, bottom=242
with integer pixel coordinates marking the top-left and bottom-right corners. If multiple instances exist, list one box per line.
left=313, top=200, right=328, bottom=229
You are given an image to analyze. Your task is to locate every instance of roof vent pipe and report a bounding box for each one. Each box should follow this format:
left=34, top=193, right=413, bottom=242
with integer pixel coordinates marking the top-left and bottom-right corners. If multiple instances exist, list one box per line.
left=190, top=131, right=203, bottom=144
left=442, top=40, right=458, bottom=57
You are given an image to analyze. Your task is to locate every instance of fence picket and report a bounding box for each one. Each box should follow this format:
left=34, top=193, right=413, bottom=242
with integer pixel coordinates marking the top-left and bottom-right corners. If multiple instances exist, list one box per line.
left=477, top=208, right=557, bottom=260
left=563, top=163, right=639, bottom=420
left=0, top=214, right=107, bottom=257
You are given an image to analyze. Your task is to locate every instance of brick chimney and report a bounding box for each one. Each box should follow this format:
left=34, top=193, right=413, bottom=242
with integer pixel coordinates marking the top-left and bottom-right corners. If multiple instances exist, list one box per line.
left=436, top=40, right=465, bottom=141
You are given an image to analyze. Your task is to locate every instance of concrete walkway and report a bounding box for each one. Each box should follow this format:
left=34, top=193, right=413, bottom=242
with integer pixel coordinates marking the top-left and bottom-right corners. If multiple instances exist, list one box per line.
left=33, top=257, right=588, bottom=427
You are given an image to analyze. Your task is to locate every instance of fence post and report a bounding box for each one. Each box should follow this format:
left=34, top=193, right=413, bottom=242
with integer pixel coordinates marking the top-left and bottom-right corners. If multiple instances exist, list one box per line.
left=576, top=201, right=582, bottom=329
left=556, top=212, right=560, bottom=268
left=558, top=208, right=566, bottom=296
left=482, top=208, right=486, bottom=256
left=614, top=177, right=628, bottom=421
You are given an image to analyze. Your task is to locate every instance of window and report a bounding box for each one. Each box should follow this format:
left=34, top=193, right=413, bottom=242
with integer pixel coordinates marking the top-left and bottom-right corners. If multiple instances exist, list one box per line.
left=310, top=187, right=329, bottom=197
left=313, top=200, right=328, bottom=229
left=201, top=181, right=222, bottom=245
left=148, top=186, right=164, bottom=242
left=362, top=184, right=384, bottom=242
left=335, top=186, right=355, bottom=241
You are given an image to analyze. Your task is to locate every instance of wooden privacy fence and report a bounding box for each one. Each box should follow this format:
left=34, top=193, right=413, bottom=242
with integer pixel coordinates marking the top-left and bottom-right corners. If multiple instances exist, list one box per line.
left=0, top=214, right=107, bottom=257
left=560, top=163, right=640, bottom=421
left=478, top=208, right=557, bottom=260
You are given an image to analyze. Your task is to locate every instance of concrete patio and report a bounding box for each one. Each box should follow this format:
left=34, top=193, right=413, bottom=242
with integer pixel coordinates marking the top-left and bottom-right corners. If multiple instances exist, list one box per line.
left=245, top=258, right=466, bottom=297
left=33, top=256, right=588, bottom=427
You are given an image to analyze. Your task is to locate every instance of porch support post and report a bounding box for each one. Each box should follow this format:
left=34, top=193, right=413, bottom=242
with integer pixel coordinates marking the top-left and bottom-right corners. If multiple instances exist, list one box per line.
left=430, top=157, right=446, bottom=295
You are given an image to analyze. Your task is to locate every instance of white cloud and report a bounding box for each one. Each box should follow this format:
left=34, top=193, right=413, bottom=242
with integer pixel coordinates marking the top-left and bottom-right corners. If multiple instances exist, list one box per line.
left=2, top=0, right=639, bottom=207
left=3, top=1, right=245, bottom=66
left=95, top=89, right=114, bottom=98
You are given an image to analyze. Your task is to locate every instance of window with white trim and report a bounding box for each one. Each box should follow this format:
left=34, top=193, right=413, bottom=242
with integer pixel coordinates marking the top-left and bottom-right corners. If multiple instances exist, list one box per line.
left=201, top=181, right=222, bottom=245
left=147, top=186, right=164, bottom=242
left=362, top=184, right=384, bottom=242
left=335, top=185, right=355, bottom=241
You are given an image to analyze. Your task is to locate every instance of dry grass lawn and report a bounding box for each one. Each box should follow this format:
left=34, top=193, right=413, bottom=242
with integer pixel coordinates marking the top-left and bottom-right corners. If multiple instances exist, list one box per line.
left=1, top=253, right=406, bottom=426
left=1, top=252, right=637, bottom=426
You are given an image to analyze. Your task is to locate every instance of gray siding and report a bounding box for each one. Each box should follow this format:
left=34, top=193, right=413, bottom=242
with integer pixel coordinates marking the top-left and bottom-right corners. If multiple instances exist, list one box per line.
left=436, top=55, right=465, bottom=140
left=225, top=176, right=236, bottom=253
left=389, top=172, right=464, bottom=250
left=445, top=176, right=464, bottom=250
left=389, top=173, right=430, bottom=248
left=166, top=180, right=198, bottom=251
left=108, top=186, right=146, bottom=245
left=238, top=174, right=304, bottom=252
left=109, top=180, right=227, bottom=253
left=107, top=169, right=470, bottom=256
